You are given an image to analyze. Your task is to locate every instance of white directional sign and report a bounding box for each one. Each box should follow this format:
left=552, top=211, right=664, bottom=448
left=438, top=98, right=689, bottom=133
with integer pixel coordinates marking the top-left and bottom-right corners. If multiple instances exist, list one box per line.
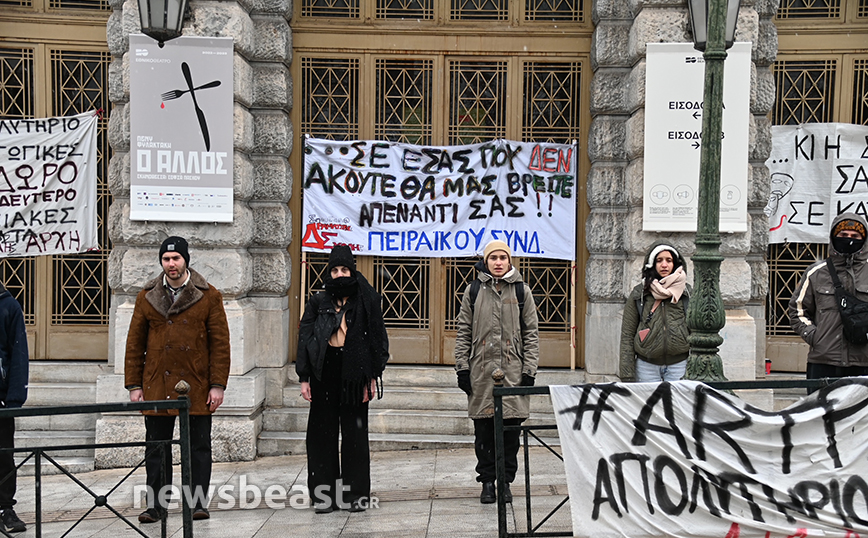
left=643, top=42, right=751, bottom=232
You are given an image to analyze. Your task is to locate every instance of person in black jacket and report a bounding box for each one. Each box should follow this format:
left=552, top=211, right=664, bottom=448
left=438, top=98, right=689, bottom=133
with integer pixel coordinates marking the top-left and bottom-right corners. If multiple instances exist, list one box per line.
left=0, top=284, right=28, bottom=533
left=296, top=245, right=389, bottom=513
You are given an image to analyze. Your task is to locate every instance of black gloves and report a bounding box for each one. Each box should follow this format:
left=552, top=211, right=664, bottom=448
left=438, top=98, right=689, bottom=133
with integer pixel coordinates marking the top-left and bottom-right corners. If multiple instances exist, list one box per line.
left=457, top=370, right=473, bottom=396
left=520, top=373, right=536, bottom=387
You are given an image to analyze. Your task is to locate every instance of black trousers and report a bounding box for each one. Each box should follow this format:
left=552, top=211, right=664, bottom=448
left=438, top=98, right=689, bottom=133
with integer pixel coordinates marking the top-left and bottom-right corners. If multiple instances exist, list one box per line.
left=144, top=414, right=212, bottom=510
left=806, top=362, right=868, bottom=394
left=306, top=346, right=370, bottom=509
left=473, top=417, right=523, bottom=484
left=0, top=409, right=15, bottom=509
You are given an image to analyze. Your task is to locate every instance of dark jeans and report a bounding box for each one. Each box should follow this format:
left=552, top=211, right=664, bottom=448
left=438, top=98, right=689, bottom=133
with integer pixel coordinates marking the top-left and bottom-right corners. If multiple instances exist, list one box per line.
left=306, top=346, right=370, bottom=509
left=144, top=414, right=212, bottom=510
left=473, top=417, right=523, bottom=484
left=0, top=408, right=15, bottom=509
left=806, top=362, right=868, bottom=394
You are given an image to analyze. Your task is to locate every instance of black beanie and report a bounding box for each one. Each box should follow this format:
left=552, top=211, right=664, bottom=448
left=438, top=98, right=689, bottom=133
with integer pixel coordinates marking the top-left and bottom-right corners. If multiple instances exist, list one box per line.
left=326, top=244, right=356, bottom=274
left=159, top=236, right=190, bottom=266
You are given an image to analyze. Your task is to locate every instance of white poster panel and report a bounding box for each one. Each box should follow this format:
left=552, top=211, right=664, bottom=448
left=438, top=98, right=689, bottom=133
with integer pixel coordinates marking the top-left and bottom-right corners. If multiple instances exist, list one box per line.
left=129, top=35, right=234, bottom=222
left=644, top=43, right=751, bottom=232
left=551, top=380, right=868, bottom=538
left=0, top=111, right=99, bottom=257
left=766, top=123, right=868, bottom=244
left=301, top=138, right=577, bottom=260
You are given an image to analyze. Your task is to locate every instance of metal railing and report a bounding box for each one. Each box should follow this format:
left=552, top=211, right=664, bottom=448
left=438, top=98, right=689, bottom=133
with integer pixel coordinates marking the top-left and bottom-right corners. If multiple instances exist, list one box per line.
left=492, top=377, right=842, bottom=538
left=0, top=399, right=193, bottom=538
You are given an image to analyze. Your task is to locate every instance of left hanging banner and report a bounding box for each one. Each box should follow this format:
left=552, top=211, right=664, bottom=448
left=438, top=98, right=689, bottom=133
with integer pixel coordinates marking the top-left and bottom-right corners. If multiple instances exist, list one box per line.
left=0, top=110, right=99, bottom=257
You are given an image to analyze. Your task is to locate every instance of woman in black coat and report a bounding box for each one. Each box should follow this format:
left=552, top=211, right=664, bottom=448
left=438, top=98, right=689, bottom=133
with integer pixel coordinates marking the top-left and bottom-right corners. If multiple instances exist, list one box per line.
left=296, top=245, right=390, bottom=513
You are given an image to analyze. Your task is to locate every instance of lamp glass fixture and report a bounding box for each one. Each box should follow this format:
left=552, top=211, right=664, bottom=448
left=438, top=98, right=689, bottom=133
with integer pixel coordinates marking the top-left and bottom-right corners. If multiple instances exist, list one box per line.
left=138, top=0, right=188, bottom=45
left=687, top=0, right=741, bottom=51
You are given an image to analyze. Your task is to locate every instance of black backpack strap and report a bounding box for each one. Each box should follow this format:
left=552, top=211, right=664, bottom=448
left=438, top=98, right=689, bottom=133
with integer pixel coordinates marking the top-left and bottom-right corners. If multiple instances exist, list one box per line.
left=469, top=278, right=481, bottom=315
left=826, top=258, right=844, bottom=290
left=682, top=294, right=689, bottom=315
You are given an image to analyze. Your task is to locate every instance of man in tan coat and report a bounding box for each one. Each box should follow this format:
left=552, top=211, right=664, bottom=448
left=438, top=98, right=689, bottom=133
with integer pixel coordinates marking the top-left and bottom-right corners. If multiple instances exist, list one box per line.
left=455, top=240, right=539, bottom=505
left=125, top=236, right=230, bottom=523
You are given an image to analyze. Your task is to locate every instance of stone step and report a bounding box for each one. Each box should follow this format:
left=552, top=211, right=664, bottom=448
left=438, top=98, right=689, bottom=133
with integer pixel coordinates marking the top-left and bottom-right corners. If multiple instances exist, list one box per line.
left=282, top=384, right=560, bottom=413
left=291, top=365, right=588, bottom=389
left=258, top=429, right=560, bottom=458
left=15, top=430, right=96, bottom=458
left=262, top=407, right=559, bottom=437
left=16, top=412, right=97, bottom=432
left=27, top=361, right=111, bottom=384
left=25, top=382, right=97, bottom=407
left=14, top=456, right=95, bottom=476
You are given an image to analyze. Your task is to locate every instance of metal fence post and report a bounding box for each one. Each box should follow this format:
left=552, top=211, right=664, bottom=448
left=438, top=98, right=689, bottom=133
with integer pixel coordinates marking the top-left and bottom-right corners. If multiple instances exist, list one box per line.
left=175, top=381, right=194, bottom=538
left=493, top=367, right=508, bottom=538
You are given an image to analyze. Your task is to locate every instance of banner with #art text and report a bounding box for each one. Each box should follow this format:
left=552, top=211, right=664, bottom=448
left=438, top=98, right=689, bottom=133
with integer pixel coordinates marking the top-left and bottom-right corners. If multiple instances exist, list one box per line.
left=0, top=111, right=99, bottom=257
left=551, top=379, right=868, bottom=538
left=301, top=137, right=577, bottom=260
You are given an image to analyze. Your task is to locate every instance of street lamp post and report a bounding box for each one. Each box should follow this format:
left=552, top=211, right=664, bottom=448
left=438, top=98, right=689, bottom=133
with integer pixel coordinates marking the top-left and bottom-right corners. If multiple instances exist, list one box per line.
left=137, top=0, right=189, bottom=47
left=684, top=0, right=741, bottom=382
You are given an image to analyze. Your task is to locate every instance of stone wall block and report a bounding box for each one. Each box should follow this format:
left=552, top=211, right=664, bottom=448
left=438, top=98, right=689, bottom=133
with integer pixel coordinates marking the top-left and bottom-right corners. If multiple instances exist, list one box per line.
left=588, top=116, right=628, bottom=161
left=628, top=9, right=690, bottom=61
left=748, top=163, right=770, bottom=208
left=587, top=164, right=627, bottom=207
left=586, top=257, right=628, bottom=301
left=108, top=57, right=125, bottom=105
left=187, top=3, right=255, bottom=57
left=252, top=16, right=292, bottom=63
left=107, top=246, right=127, bottom=292
left=593, top=0, right=635, bottom=22
left=238, top=0, right=291, bottom=18
left=751, top=65, right=776, bottom=115
left=234, top=152, right=255, bottom=201
left=625, top=62, right=646, bottom=112
left=750, top=210, right=770, bottom=255
left=586, top=210, right=627, bottom=253
left=590, top=70, right=630, bottom=114
left=624, top=110, right=645, bottom=160
left=108, top=0, right=124, bottom=10
left=106, top=9, right=126, bottom=57
left=234, top=53, right=255, bottom=108
left=252, top=156, right=292, bottom=202
left=626, top=210, right=696, bottom=259
left=234, top=103, right=256, bottom=153
left=720, top=231, right=751, bottom=256
left=252, top=110, right=292, bottom=155
left=108, top=152, right=130, bottom=198
left=750, top=115, right=773, bottom=162
left=753, top=19, right=778, bottom=66
left=252, top=63, right=291, bottom=108
left=749, top=257, right=769, bottom=301
left=720, top=258, right=752, bottom=306
left=251, top=203, right=291, bottom=247
left=108, top=103, right=129, bottom=152
left=251, top=250, right=292, bottom=294
left=114, top=246, right=252, bottom=296
left=754, top=0, right=782, bottom=18
left=111, top=200, right=255, bottom=248
left=625, top=159, right=645, bottom=206
left=592, top=22, right=633, bottom=68
left=734, top=9, right=759, bottom=46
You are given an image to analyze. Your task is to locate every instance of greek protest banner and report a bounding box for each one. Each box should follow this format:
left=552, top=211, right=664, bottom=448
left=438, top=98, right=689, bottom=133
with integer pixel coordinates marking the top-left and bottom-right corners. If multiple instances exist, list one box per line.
left=0, top=111, right=99, bottom=257
left=301, top=138, right=577, bottom=260
left=551, top=379, right=868, bottom=538
left=766, top=123, right=868, bottom=243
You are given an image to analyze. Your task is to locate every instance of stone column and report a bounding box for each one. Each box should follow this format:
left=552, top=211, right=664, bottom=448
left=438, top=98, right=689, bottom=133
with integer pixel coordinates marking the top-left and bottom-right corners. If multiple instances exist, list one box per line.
left=585, top=0, right=772, bottom=381
left=95, top=0, right=292, bottom=467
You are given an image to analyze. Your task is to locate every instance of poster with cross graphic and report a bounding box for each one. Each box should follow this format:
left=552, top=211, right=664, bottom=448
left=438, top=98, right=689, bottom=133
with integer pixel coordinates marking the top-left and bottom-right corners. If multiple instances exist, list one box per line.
left=129, top=35, right=234, bottom=222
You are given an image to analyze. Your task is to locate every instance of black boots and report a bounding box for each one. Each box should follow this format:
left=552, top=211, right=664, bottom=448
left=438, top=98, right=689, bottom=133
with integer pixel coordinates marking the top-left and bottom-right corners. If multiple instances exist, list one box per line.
left=480, top=481, right=496, bottom=504
left=479, top=482, right=514, bottom=504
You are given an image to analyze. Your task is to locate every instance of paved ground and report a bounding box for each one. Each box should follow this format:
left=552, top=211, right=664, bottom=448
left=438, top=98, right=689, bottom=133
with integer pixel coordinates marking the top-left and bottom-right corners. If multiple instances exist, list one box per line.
left=8, top=447, right=573, bottom=537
